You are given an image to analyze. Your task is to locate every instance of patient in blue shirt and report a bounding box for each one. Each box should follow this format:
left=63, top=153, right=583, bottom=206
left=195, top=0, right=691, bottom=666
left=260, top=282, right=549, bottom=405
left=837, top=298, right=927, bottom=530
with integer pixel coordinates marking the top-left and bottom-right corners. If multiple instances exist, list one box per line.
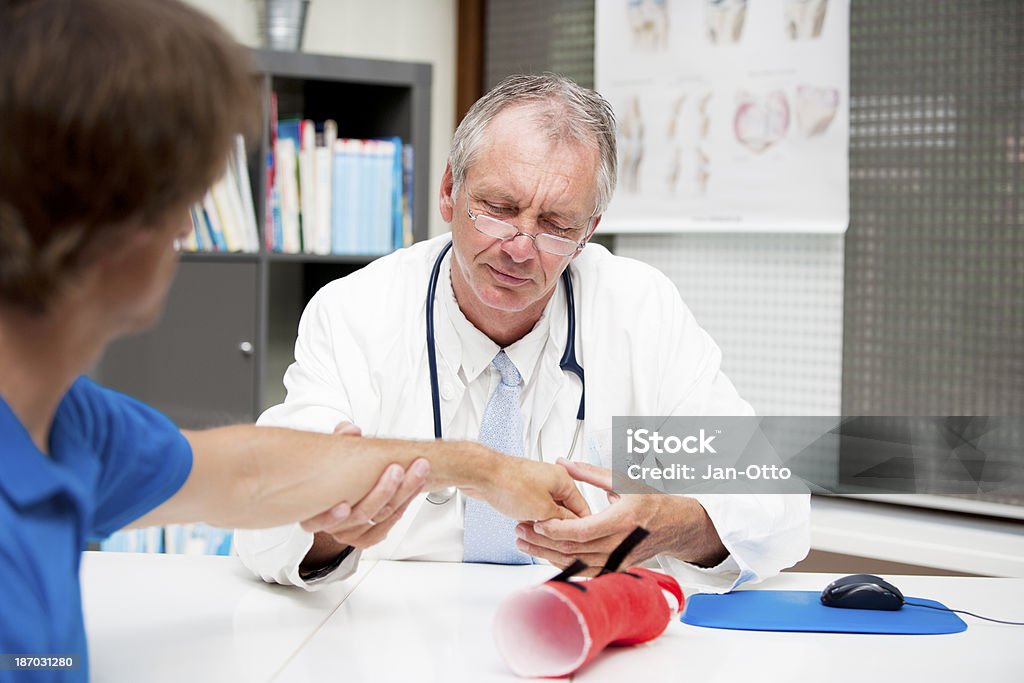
left=0, top=6, right=589, bottom=680
left=0, top=2, right=252, bottom=675
left=0, top=378, right=192, bottom=677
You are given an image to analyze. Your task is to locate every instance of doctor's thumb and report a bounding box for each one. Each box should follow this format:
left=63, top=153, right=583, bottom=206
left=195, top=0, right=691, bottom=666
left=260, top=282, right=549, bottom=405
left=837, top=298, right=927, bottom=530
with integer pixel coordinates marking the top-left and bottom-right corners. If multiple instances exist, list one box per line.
left=333, top=420, right=363, bottom=437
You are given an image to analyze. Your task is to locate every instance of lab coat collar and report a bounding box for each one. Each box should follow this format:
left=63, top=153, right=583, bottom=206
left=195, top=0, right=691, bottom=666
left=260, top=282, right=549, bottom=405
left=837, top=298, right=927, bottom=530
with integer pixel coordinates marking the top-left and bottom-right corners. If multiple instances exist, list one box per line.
left=438, top=260, right=495, bottom=384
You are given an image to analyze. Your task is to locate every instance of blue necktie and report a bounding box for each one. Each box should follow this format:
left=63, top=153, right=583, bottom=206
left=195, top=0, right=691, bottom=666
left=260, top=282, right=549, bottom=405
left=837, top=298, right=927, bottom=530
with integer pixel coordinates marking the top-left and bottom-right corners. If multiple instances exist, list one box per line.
left=463, top=351, right=534, bottom=564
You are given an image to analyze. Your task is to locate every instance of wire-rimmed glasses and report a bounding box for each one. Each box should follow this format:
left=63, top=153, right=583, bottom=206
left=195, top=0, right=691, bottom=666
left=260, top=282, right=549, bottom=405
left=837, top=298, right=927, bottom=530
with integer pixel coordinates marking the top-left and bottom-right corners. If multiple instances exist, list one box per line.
left=465, top=193, right=591, bottom=257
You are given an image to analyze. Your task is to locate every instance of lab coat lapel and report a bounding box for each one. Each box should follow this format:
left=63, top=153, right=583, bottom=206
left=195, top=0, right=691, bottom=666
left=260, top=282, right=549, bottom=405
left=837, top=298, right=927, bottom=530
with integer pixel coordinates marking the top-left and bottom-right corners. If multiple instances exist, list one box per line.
left=533, top=274, right=581, bottom=462
left=433, top=292, right=465, bottom=437
left=534, top=358, right=579, bottom=462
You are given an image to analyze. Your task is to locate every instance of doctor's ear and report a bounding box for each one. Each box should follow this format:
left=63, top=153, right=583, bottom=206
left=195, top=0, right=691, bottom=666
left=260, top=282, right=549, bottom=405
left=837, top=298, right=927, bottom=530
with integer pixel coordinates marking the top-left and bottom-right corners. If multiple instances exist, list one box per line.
left=439, top=164, right=455, bottom=222
left=572, top=215, right=602, bottom=259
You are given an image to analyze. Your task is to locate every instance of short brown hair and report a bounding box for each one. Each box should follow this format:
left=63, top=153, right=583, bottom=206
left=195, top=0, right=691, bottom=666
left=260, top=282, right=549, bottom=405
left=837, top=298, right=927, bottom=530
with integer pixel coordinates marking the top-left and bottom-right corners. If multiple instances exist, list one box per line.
left=0, top=0, right=259, bottom=313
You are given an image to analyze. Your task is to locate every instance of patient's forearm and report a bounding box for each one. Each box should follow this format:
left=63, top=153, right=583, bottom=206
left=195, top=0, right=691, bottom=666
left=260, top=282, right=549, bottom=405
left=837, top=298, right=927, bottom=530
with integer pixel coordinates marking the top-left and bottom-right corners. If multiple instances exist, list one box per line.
left=134, top=425, right=496, bottom=529
left=231, top=426, right=494, bottom=527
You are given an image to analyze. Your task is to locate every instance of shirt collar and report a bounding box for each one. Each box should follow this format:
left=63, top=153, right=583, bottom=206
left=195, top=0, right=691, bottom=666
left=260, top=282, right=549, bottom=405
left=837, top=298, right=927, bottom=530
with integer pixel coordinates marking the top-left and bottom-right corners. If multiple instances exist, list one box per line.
left=439, top=253, right=557, bottom=386
left=0, top=385, right=96, bottom=512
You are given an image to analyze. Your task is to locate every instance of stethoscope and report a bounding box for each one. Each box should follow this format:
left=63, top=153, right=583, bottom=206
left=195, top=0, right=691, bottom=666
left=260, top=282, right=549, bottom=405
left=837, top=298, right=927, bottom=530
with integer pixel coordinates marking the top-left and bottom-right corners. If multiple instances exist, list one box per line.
left=424, top=240, right=585, bottom=504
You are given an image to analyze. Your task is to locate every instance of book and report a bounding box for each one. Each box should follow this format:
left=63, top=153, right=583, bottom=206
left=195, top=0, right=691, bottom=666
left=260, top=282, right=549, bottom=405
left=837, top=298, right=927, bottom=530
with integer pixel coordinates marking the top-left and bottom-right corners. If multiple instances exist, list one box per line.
left=331, top=139, right=350, bottom=255
left=164, top=524, right=233, bottom=556
left=298, top=119, right=317, bottom=254
left=210, top=173, right=245, bottom=251
left=202, top=191, right=231, bottom=251
left=362, top=140, right=380, bottom=253
left=266, top=91, right=280, bottom=251
left=201, top=200, right=226, bottom=252
left=268, top=153, right=282, bottom=251
left=402, top=144, right=414, bottom=247
left=99, top=527, right=163, bottom=553
left=277, top=118, right=303, bottom=253
left=185, top=140, right=259, bottom=253
left=314, top=120, right=337, bottom=255
left=348, top=140, right=362, bottom=253
left=376, top=139, right=397, bottom=254
left=389, top=137, right=404, bottom=251
left=275, top=136, right=301, bottom=253
left=233, top=134, right=260, bottom=252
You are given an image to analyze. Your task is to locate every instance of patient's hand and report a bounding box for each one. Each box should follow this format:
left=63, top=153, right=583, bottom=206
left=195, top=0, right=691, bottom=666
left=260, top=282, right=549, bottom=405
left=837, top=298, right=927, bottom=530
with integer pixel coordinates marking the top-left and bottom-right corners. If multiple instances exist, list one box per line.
left=462, top=455, right=591, bottom=523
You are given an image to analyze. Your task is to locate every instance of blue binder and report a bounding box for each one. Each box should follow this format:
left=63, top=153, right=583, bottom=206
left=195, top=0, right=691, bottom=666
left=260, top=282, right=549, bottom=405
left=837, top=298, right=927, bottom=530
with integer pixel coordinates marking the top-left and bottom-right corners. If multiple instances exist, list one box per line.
left=681, top=590, right=967, bottom=635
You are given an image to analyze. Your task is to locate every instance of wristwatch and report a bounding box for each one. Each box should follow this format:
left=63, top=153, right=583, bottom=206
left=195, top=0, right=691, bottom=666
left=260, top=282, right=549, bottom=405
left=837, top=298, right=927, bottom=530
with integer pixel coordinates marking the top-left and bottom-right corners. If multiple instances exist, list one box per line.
left=298, top=545, right=355, bottom=582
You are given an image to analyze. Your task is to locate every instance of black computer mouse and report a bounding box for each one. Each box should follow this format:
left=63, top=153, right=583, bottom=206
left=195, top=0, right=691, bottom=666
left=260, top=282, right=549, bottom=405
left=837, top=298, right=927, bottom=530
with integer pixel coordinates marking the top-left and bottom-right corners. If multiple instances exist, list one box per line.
left=820, top=573, right=905, bottom=611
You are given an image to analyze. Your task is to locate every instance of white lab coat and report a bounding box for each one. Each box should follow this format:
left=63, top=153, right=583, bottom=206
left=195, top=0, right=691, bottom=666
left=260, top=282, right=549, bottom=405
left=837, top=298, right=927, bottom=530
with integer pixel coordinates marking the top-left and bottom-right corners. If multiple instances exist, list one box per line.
left=235, top=234, right=809, bottom=593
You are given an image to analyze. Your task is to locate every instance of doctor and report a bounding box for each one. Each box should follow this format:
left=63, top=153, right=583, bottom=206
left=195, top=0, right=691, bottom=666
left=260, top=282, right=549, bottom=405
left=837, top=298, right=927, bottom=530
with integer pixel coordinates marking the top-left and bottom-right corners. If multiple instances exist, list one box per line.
left=236, top=74, right=809, bottom=591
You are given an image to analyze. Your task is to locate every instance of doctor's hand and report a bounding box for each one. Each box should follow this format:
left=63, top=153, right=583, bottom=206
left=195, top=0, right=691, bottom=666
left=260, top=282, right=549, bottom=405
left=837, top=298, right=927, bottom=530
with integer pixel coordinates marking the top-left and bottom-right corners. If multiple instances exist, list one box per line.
left=299, top=421, right=429, bottom=552
left=461, top=456, right=591, bottom=523
left=513, top=459, right=728, bottom=575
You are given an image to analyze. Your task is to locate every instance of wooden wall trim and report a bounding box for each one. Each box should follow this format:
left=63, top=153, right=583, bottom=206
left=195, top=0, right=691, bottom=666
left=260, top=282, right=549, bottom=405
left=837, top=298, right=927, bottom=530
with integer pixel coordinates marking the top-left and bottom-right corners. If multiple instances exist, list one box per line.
left=455, top=0, right=485, bottom=126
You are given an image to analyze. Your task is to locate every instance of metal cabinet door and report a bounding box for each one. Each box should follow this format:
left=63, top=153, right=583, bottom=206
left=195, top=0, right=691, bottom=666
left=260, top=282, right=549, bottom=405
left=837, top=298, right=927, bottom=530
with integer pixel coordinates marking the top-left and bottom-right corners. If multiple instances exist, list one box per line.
left=95, top=260, right=259, bottom=428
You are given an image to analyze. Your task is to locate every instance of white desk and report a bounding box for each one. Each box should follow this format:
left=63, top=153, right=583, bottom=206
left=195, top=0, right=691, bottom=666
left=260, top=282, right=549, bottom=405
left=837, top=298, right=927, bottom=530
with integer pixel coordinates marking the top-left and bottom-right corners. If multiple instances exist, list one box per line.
left=80, top=552, right=373, bottom=681
left=81, top=552, right=1024, bottom=682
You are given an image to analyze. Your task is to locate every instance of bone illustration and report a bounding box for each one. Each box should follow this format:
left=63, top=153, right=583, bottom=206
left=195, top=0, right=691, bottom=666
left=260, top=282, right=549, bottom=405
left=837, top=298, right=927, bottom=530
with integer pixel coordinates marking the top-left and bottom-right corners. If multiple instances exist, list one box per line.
left=785, top=0, right=829, bottom=40
left=665, top=95, right=687, bottom=194
left=628, top=0, right=670, bottom=51
left=734, top=90, right=790, bottom=153
left=705, top=0, right=748, bottom=45
left=619, top=95, right=646, bottom=193
left=795, top=85, right=840, bottom=136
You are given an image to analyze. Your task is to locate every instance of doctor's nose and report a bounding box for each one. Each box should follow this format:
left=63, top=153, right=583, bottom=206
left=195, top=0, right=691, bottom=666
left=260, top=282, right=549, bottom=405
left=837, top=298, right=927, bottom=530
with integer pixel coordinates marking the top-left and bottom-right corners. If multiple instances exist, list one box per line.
left=501, top=232, right=536, bottom=263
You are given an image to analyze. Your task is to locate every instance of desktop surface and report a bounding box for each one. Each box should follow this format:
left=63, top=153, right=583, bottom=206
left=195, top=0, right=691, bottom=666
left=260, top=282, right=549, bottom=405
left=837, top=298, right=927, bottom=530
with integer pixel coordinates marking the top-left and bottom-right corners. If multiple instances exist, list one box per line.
left=81, top=552, right=1024, bottom=682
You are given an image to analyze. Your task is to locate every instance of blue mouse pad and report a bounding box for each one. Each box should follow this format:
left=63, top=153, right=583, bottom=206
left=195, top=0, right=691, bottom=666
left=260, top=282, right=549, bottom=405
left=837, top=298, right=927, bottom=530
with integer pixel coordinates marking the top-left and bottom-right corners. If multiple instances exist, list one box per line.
left=681, top=590, right=967, bottom=634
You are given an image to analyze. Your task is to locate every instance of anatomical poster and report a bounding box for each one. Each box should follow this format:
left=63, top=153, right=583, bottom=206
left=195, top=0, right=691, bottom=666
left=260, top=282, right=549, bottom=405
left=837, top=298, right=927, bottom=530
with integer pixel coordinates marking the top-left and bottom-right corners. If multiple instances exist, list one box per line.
left=596, top=0, right=849, bottom=232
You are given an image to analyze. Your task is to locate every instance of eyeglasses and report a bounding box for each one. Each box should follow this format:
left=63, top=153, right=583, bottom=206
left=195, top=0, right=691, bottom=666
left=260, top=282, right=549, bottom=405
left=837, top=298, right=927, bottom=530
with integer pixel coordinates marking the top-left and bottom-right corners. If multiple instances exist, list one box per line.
left=465, top=193, right=591, bottom=257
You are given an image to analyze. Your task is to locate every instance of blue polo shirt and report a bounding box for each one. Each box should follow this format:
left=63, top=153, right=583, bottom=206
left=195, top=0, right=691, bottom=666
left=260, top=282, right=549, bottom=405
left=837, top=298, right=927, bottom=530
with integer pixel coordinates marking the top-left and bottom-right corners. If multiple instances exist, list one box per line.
left=0, top=377, right=192, bottom=682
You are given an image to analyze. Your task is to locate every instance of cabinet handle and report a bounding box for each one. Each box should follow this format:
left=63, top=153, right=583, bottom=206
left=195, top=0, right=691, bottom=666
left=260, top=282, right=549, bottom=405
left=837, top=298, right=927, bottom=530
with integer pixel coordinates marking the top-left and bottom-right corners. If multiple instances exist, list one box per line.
left=239, top=341, right=255, bottom=357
